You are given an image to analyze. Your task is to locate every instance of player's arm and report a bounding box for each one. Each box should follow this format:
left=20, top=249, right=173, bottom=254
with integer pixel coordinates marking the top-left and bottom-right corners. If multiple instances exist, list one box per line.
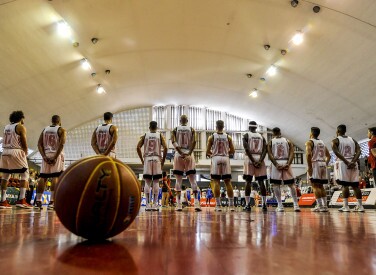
left=287, top=140, right=294, bottom=167
left=161, top=134, right=168, bottom=167
left=171, top=128, right=184, bottom=156
left=228, top=135, right=235, bottom=156
left=51, top=127, right=66, bottom=163
left=259, top=136, right=267, bottom=162
left=242, top=133, right=255, bottom=162
left=331, top=138, right=349, bottom=165
left=188, top=128, right=196, bottom=156
left=325, top=147, right=331, bottom=166
left=37, top=131, right=48, bottom=162
left=349, top=139, right=361, bottom=168
left=103, top=125, right=118, bottom=156
left=305, top=140, right=313, bottom=177
left=91, top=128, right=100, bottom=155
left=136, top=135, right=145, bottom=165
left=206, top=135, right=213, bottom=158
left=17, top=125, right=28, bottom=155
left=267, top=141, right=278, bottom=167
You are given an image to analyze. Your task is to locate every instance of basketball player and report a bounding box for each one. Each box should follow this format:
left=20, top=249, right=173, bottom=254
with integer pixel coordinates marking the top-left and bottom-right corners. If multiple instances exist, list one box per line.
left=171, top=115, right=201, bottom=212
left=0, top=111, right=31, bottom=209
left=267, top=127, right=300, bottom=212
left=137, top=121, right=167, bottom=211
left=332, top=125, right=363, bottom=212
left=243, top=121, right=268, bottom=212
left=91, top=112, right=118, bottom=157
left=34, top=115, right=66, bottom=210
left=206, top=120, right=235, bottom=212
left=368, top=127, right=376, bottom=188
left=305, top=127, right=331, bottom=212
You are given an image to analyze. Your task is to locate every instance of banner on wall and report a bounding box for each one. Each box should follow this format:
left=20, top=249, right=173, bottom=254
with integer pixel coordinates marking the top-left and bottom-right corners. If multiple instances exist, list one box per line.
left=330, top=188, right=376, bottom=206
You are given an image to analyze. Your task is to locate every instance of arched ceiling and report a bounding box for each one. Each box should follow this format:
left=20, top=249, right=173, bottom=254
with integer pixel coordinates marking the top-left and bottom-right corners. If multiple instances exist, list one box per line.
left=0, top=0, right=375, bottom=150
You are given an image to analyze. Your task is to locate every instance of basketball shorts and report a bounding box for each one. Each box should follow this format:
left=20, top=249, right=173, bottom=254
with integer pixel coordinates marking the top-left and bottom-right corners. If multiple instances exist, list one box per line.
left=211, top=156, right=231, bottom=180
left=0, top=148, right=28, bottom=174
left=270, top=160, right=294, bottom=184
left=143, top=156, right=162, bottom=180
left=173, top=154, right=196, bottom=175
left=309, top=161, right=328, bottom=184
left=334, top=160, right=359, bottom=187
left=40, top=152, right=65, bottom=178
left=243, top=155, right=267, bottom=181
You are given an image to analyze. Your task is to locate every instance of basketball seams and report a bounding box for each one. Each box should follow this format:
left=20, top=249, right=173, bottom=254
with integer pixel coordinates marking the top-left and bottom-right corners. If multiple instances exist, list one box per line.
left=106, top=159, right=121, bottom=236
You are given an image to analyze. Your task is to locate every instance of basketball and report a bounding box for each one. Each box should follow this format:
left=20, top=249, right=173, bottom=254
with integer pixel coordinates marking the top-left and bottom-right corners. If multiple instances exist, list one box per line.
left=54, top=155, right=141, bottom=240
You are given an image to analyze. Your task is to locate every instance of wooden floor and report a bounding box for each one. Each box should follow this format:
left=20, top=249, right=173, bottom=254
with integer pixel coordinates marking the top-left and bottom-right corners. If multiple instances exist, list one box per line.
left=0, top=206, right=375, bottom=275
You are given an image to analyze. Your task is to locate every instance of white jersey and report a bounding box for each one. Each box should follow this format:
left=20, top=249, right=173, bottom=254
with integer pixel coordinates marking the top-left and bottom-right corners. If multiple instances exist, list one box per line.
left=211, top=133, right=230, bottom=157
left=271, top=137, right=290, bottom=160
left=310, top=138, right=326, bottom=162
left=2, top=123, right=22, bottom=149
left=245, top=132, right=263, bottom=155
left=233, top=189, right=240, bottom=197
left=175, top=126, right=193, bottom=155
left=337, top=136, right=355, bottom=160
left=96, top=124, right=115, bottom=154
left=240, top=190, right=245, bottom=198
left=42, top=125, right=61, bottom=154
left=143, top=132, right=162, bottom=157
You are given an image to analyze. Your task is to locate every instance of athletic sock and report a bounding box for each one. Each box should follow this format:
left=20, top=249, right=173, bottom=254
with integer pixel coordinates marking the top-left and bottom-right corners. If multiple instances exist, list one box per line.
left=228, top=198, right=234, bottom=206
left=177, top=195, right=181, bottom=205
left=19, top=188, right=26, bottom=200
left=322, top=196, right=327, bottom=207
left=262, top=196, right=266, bottom=205
left=1, top=190, right=6, bottom=202
left=357, top=199, right=363, bottom=207
left=343, top=198, right=349, bottom=208
left=36, top=193, right=43, bottom=201
left=215, top=198, right=221, bottom=207
left=316, top=199, right=322, bottom=207
left=245, top=196, right=250, bottom=205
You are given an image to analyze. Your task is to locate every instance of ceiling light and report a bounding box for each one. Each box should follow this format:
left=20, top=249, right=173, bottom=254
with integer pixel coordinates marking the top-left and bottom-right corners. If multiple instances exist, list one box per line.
left=281, top=49, right=287, bottom=55
left=91, top=38, right=99, bottom=44
left=246, top=74, right=253, bottom=78
left=57, top=21, right=71, bottom=37
left=81, top=58, right=91, bottom=70
left=97, top=84, right=105, bottom=94
left=249, top=89, right=258, bottom=98
left=313, top=6, right=320, bottom=13
left=292, top=31, right=304, bottom=45
left=264, top=44, right=270, bottom=50
left=290, top=0, right=299, bottom=8
left=266, top=65, right=277, bottom=76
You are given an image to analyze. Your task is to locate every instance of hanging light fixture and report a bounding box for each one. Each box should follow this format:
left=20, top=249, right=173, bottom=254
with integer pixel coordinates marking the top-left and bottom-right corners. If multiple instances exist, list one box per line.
left=266, top=65, right=277, bottom=76
left=292, top=31, right=304, bottom=45
left=81, top=58, right=91, bottom=70
left=249, top=89, right=258, bottom=98
left=97, top=84, right=105, bottom=94
left=57, top=21, right=71, bottom=37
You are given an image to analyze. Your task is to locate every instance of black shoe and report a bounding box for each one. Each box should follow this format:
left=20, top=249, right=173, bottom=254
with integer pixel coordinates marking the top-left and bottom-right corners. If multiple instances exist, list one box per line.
left=262, top=204, right=267, bottom=212
left=243, top=205, right=252, bottom=212
left=34, top=201, right=43, bottom=210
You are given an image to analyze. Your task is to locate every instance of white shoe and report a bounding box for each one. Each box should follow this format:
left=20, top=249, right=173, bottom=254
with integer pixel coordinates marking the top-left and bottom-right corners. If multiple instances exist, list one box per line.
left=338, top=206, right=350, bottom=212
left=214, top=206, right=222, bottom=212
left=176, top=204, right=182, bottom=212
left=353, top=205, right=365, bottom=212
left=319, top=206, right=329, bottom=212
left=276, top=207, right=284, bottom=212
left=194, top=202, right=202, bottom=212
left=229, top=206, right=235, bottom=212
left=294, top=206, right=301, bottom=212
left=145, top=204, right=152, bottom=212
left=311, top=205, right=320, bottom=212
left=151, top=204, right=159, bottom=211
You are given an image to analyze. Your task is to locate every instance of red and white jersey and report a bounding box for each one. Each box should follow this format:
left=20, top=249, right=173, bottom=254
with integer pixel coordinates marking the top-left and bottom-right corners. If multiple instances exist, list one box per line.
left=2, top=123, right=21, bottom=149
left=211, top=133, right=230, bottom=157
left=271, top=137, right=290, bottom=160
left=143, top=132, right=162, bottom=157
left=96, top=124, right=115, bottom=154
left=245, top=132, right=263, bottom=155
left=337, top=136, right=355, bottom=160
left=310, top=138, right=326, bottom=162
left=42, top=125, right=61, bottom=154
left=175, top=126, right=193, bottom=154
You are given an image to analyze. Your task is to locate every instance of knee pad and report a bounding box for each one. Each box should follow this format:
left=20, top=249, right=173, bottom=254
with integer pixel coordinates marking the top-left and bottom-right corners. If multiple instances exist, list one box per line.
left=20, top=171, right=29, bottom=181
left=175, top=175, right=183, bottom=191
left=1, top=173, right=11, bottom=181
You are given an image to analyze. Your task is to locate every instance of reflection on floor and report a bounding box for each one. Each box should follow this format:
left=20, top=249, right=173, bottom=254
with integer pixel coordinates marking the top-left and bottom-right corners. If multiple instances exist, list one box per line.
left=0, top=206, right=375, bottom=274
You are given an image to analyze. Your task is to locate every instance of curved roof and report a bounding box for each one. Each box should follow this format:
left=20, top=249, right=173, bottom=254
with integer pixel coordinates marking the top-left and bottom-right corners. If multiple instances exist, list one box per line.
left=0, top=0, right=375, bottom=149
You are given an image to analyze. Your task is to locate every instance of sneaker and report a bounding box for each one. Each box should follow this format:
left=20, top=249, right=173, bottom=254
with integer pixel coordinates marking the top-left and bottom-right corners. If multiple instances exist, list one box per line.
left=276, top=207, right=285, bottom=212
left=176, top=204, right=183, bottom=212
left=294, top=206, right=301, bottom=212
left=145, top=204, right=152, bottom=212
left=151, top=204, right=159, bottom=211
left=353, top=205, right=365, bottom=212
left=47, top=202, right=54, bottom=210
left=243, top=205, right=252, bottom=212
left=311, top=205, right=320, bottom=212
left=338, top=206, right=350, bottom=212
left=229, top=206, right=235, bottom=212
left=0, top=200, right=12, bottom=209
left=262, top=204, right=267, bottom=212
left=319, top=206, right=329, bottom=212
left=214, top=206, right=222, bottom=212
left=194, top=202, right=202, bottom=212
left=34, top=201, right=43, bottom=210
left=15, top=198, right=32, bottom=209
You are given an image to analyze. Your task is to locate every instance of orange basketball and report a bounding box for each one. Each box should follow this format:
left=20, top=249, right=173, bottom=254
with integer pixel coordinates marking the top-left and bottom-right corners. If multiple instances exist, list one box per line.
left=55, top=156, right=141, bottom=240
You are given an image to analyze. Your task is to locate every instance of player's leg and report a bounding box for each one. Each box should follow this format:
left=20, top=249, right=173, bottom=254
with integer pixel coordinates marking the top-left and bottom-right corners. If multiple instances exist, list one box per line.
left=244, top=178, right=252, bottom=211
left=152, top=179, right=160, bottom=211
left=258, top=178, right=268, bottom=211
left=144, top=178, right=152, bottom=211
left=0, top=174, right=12, bottom=209
left=35, top=177, right=47, bottom=210
left=339, top=185, right=350, bottom=212
left=212, top=179, right=221, bottom=211
left=224, top=178, right=234, bottom=211
left=16, top=171, right=32, bottom=208
left=352, top=184, right=364, bottom=212
left=287, top=182, right=300, bottom=212
left=272, top=183, right=284, bottom=212
left=175, top=174, right=183, bottom=211
left=47, top=177, right=59, bottom=210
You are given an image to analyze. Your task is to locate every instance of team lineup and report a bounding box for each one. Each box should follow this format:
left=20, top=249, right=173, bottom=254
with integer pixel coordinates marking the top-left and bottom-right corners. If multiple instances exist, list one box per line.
left=0, top=110, right=375, bottom=214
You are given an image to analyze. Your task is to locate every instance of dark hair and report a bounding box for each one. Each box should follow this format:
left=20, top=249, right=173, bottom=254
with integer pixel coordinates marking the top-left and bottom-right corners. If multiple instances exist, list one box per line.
left=149, top=121, right=158, bottom=129
left=337, top=124, right=346, bottom=135
left=9, top=111, right=25, bottom=123
left=162, top=171, right=167, bottom=177
left=216, top=120, right=224, bottom=129
left=104, top=112, right=113, bottom=121
left=52, top=115, right=60, bottom=124
left=272, top=127, right=281, bottom=135
left=369, top=127, right=376, bottom=136
left=311, top=127, right=320, bottom=138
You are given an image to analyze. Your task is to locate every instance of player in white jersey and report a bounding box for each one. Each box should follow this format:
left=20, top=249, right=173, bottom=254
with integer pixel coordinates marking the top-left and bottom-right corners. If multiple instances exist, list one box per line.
left=267, top=127, right=300, bottom=212
left=305, top=127, right=331, bottom=212
left=137, top=121, right=167, bottom=211
left=91, top=112, right=118, bottom=158
left=243, top=121, right=268, bottom=212
left=171, top=115, right=201, bottom=212
left=331, top=124, right=363, bottom=212
left=0, top=111, right=31, bottom=209
left=206, top=120, right=235, bottom=212
left=35, top=115, right=66, bottom=210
